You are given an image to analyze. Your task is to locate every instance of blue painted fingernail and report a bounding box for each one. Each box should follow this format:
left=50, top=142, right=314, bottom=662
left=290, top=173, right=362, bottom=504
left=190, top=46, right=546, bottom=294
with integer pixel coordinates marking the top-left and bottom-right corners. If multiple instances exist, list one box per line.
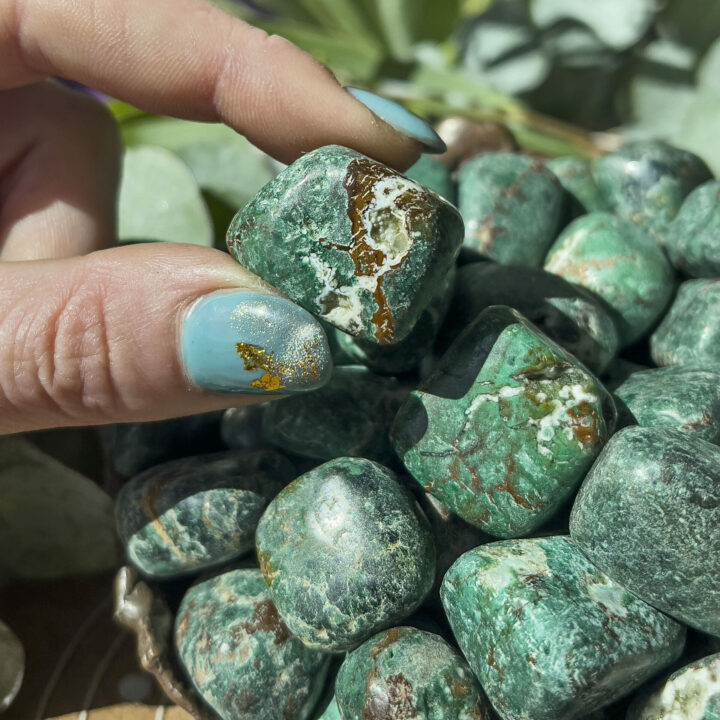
left=347, top=87, right=446, bottom=154
left=181, top=291, right=333, bottom=394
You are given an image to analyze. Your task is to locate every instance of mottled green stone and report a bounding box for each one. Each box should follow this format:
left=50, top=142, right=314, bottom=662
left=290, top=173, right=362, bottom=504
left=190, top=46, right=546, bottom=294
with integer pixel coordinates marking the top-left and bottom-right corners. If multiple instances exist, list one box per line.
left=441, top=536, right=686, bottom=720
left=666, top=180, right=720, bottom=278
left=392, top=306, right=616, bottom=538
left=614, top=365, right=720, bottom=444
left=255, top=458, right=436, bottom=652
left=335, top=626, right=491, bottom=720
left=115, top=450, right=294, bottom=579
left=570, top=426, right=720, bottom=636
left=544, top=212, right=675, bottom=346
left=405, top=155, right=455, bottom=204
left=628, top=653, right=720, bottom=720
left=592, top=140, right=712, bottom=243
left=458, top=153, right=564, bottom=266
left=227, top=145, right=463, bottom=345
left=651, top=279, right=720, bottom=367
left=175, top=567, right=330, bottom=720
left=438, top=263, right=620, bottom=374
left=546, top=156, right=605, bottom=216
left=260, top=366, right=408, bottom=465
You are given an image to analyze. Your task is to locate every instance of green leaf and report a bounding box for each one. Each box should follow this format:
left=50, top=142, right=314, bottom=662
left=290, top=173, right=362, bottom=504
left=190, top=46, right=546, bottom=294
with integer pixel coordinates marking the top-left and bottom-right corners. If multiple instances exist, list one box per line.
left=107, top=99, right=147, bottom=123
left=697, top=37, right=720, bottom=96
left=658, top=0, right=720, bottom=55
left=672, top=93, right=720, bottom=175
left=296, top=0, right=375, bottom=37
left=121, top=116, right=237, bottom=151
left=118, top=147, right=213, bottom=246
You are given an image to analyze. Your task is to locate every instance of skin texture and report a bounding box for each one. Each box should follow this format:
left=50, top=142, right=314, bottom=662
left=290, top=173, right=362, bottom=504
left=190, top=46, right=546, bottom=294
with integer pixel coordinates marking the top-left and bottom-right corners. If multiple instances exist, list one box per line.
left=570, top=426, right=720, bottom=636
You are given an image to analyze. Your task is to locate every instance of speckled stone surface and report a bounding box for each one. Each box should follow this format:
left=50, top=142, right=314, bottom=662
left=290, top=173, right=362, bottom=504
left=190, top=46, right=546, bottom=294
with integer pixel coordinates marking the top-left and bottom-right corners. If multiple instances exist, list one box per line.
left=441, top=536, right=686, bottom=720
left=592, top=140, right=712, bottom=244
left=227, top=145, right=463, bottom=345
left=335, top=626, right=491, bottom=720
left=438, top=263, right=620, bottom=374
left=614, top=365, right=720, bottom=444
left=175, top=567, right=330, bottom=720
left=260, top=366, right=408, bottom=465
left=330, top=267, right=454, bottom=375
left=392, top=306, right=616, bottom=538
left=405, top=155, right=455, bottom=204
left=115, top=450, right=294, bottom=579
left=570, top=426, right=720, bottom=636
left=255, top=457, right=435, bottom=652
left=651, top=279, right=720, bottom=366
left=628, top=653, right=720, bottom=720
left=546, top=156, right=605, bottom=216
left=544, top=212, right=675, bottom=346
left=457, top=153, right=564, bottom=266
left=666, top=180, right=720, bottom=278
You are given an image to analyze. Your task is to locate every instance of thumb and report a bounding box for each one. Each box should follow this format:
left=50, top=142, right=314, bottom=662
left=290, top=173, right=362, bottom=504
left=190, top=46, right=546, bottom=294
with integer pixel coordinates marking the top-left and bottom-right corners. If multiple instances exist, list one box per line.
left=0, top=243, right=332, bottom=434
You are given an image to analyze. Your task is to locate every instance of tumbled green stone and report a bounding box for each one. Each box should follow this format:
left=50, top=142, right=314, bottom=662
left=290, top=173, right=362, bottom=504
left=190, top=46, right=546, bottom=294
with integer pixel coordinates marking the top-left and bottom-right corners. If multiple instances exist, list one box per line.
left=175, top=567, right=330, bottom=720
left=628, top=653, right=720, bottom=720
left=457, top=153, right=564, bottom=266
left=651, top=279, right=720, bottom=366
left=392, top=306, right=616, bottom=538
left=115, top=450, right=294, bottom=579
left=441, top=536, right=686, bottom=720
left=335, top=626, right=491, bottom=720
left=405, top=155, right=455, bottom=204
left=260, top=366, right=407, bottom=464
left=666, top=180, right=720, bottom=278
left=614, top=365, right=720, bottom=444
left=255, top=457, right=436, bottom=652
left=544, top=212, right=675, bottom=346
left=438, top=263, right=620, bottom=374
left=546, top=156, right=605, bottom=216
left=592, top=140, right=712, bottom=243
left=570, top=426, right=720, bottom=636
left=227, top=145, right=463, bottom=345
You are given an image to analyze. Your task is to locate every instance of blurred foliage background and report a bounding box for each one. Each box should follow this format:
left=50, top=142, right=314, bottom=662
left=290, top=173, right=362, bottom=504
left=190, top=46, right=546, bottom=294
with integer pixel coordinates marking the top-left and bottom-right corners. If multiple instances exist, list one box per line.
left=111, top=0, right=720, bottom=247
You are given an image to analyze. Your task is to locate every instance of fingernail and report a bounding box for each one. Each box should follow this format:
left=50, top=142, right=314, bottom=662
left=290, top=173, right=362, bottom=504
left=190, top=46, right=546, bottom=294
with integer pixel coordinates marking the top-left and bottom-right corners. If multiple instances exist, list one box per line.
left=181, top=291, right=333, bottom=394
left=346, top=87, right=446, bottom=154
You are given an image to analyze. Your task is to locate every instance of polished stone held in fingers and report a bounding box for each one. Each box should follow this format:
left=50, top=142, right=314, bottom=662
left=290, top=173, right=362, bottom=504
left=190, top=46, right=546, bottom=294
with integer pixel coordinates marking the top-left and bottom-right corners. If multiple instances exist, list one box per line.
left=227, top=145, right=464, bottom=345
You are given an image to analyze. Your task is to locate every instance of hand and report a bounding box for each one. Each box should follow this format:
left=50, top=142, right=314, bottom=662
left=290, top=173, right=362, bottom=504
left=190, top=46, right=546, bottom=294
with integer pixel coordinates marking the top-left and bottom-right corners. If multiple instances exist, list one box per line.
left=0, top=0, right=427, bottom=434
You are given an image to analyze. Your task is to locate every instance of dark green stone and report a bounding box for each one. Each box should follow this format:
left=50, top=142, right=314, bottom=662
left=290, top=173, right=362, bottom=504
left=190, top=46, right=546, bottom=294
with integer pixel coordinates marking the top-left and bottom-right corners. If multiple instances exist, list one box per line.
left=115, top=450, right=294, bottom=579
left=441, top=536, right=686, bottom=720
left=457, top=153, right=564, bottom=266
left=614, top=365, right=720, bottom=444
left=438, top=263, right=620, bottom=374
left=260, top=366, right=408, bottom=465
left=570, top=426, right=720, bottom=636
left=544, top=212, right=675, bottom=346
left=255, top=458, right=436, bottom=652
left=392, top=306, right=616, bottom=538
left=175, top=567, right=330, bottom=720
left=592, top=140, right=712, bottom=243
left=546, top=156, right=605, bottom=216
left=335, top=626, right=492, bottom=720
left=405, top=155, right=455, bottom=204
left=651, top=279, right=720, bottom=366
left=666, top=180, right=720, bottom=278
left=227, top=145, right=463, bottom=344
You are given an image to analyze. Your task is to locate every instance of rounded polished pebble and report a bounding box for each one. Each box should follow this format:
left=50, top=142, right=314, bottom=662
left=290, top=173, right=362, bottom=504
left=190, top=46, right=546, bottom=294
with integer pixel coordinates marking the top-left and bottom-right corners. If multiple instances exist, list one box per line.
left=441, top=536, right=686, bottom=720
left=260, top=366, right=408, bottom=465
left=628, top=653, right=720, bottom=720
left=457, top=152, right=564, bottom=266
left=651, top=278, right=720, bottom=366
left=335, top=626, right=492, bottom=720
left=570, top=426, right=720, bottom=636
left=115, top=450, right=294, bottom=579
left=175, top=567, right=330, bottom=720
left=546, top=156, right=605, bottom=216
left=438, top=263, right=620, bottom=374
left=592, top=140, right=712, bottom=243
left=544, top=212, right=675, bottom=346
left=255, top=457, right=436, bottom=652
left=392, top=305, right=616, bottom=538
left=614, top=365, right=720, bottom=444
left=666, top=180, right=720, bottom=278
left=405, top=155, right=455, bottom=203
left=227, top=145, right=464, bottom=345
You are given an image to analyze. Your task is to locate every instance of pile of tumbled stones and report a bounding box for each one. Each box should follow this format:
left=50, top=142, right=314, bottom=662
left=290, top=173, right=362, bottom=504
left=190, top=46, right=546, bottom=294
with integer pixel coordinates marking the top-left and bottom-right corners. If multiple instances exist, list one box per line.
left=113, top=140, right=720, bottom=720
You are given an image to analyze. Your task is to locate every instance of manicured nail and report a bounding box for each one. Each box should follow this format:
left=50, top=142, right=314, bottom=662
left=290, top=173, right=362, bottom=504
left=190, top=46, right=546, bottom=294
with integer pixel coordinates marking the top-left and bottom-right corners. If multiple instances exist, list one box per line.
left=181, top=291, right=333, bottom=394
left=346, top=87, right=446, bottom=154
